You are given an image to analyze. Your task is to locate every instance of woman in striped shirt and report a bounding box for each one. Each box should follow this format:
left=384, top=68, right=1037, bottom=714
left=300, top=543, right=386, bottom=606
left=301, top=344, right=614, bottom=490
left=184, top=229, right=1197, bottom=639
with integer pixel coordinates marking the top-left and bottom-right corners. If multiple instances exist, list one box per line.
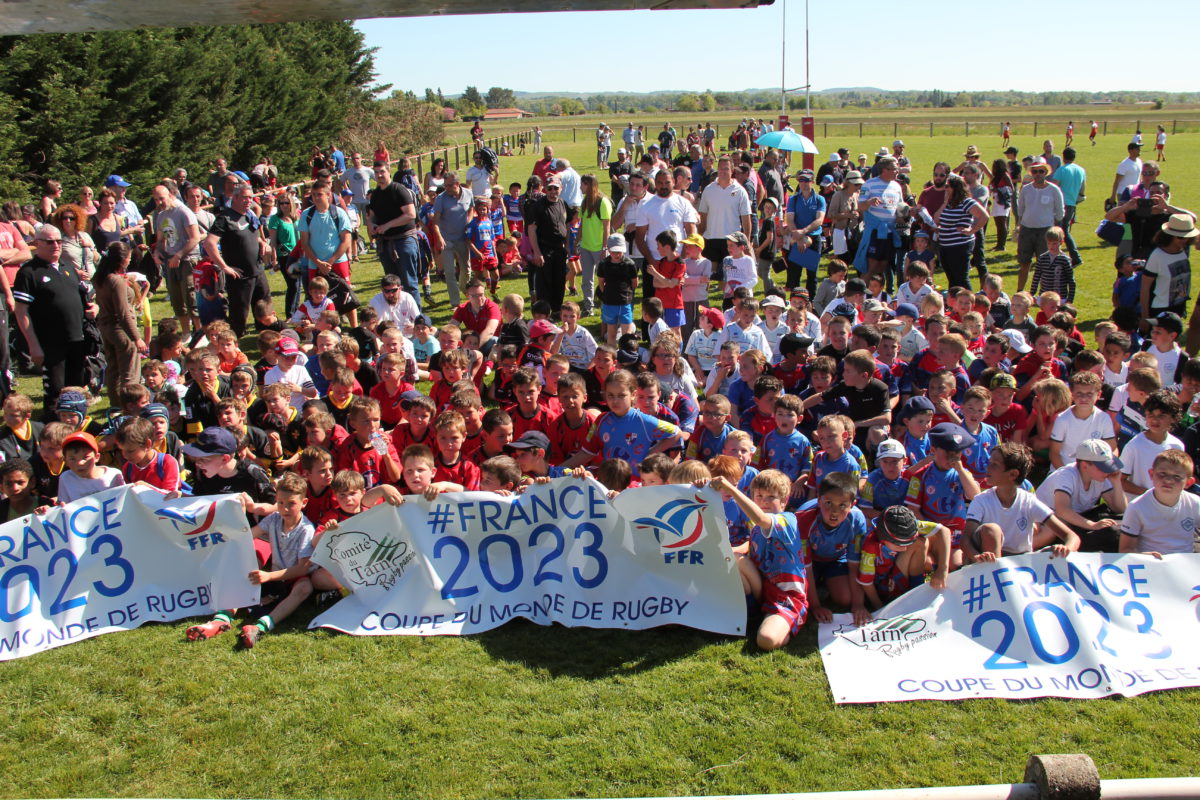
left=934, top=174, right=988, bottom=291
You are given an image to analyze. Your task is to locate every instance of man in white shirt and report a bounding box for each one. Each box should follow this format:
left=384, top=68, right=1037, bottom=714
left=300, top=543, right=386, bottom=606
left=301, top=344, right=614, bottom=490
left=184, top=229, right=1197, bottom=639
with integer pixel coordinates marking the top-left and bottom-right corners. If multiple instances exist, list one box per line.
left=556, top=158, right=583, bottom=210
left=1110, top=142, right=1144, bottom=205
left=633, top=170, right=699, bottom=265
left=369, top=273, right=420, bottom=334
left=696, top=156, right=752, bottom=268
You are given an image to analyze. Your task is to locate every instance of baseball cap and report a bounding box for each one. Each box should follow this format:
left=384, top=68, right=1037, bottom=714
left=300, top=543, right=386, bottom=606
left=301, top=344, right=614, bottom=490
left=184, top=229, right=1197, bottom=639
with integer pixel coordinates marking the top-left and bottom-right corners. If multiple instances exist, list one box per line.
left=828, top=153, right=839, bottom=163
left=913, top=229, right=930, bottom=239
left=181, top=427, right=238, bottom=459
left=876, top=439, right=906, bottom=461
left=790, top=287, right=810, bottom=299
left=543, top=174, right=562, bottom=187
left=1000, top=329, right=1033, bottom=354
left=929, top=423, right=976, bottom=453
left=681, top=232, right=705, bottom=251
left=698, top=305, right=725, bottom=331
left=275, top=338, right=300, bottom=356
left=862, top=298, right=889, bottom=314
left=820, top=175, right=835, bottom=187
left=232, top=170, right=250, bottom=181
left=413, top=313, right=433, bottom=328
left=990, top=373, right=1018, bottom=390
left=1154, top=311, right=1184, bottom=336
left=399, top=390, right=426, bottom=409
left=827, top=300, right=857, bottom=320
left=1075, top=439, right=1123, bottom=474
left=763, top=296, right=786, bottom=309
left=140, top=403, right=170, bottom=421
left=1004, top=146, right=1018, bottom=155
left=505, top=431, right=551, bottom=452
left=878, top=506, right=919, bottom=548
left=895, top=303, right=919, bottom=320
left=529, top=319, right=562, bottom=339
left=617, top=147, right=627, bottom=154
left=725, top=231, right=750, bottom=247
left=62, top=431, right=100, bottom=454
left=795, top=169, right=815, bottom=182
left=104, top=174, right=131, bottom=188
left=899, top=395, right=935, bottom=421
left=605, top=233, right=627, bottom=253
left=1028, top=157, right=1051, bottom=172
left=893, top=139, right=905, bottom=148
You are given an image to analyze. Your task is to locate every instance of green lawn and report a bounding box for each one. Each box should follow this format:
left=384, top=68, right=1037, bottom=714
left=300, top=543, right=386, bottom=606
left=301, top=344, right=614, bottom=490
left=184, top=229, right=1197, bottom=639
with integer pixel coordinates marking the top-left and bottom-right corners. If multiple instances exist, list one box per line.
left=5, top=129, right=1200, bottom=799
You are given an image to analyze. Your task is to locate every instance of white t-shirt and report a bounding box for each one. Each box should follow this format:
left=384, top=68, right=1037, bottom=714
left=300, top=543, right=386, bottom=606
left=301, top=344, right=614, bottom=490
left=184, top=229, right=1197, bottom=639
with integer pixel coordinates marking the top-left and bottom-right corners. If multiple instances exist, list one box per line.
left=1147, top=343, right=1184, bottom=387
left=369, top=291, right=420, bottom=334
left=57, top=466, right=125, bottom=505
left=1051, top=407, right=1116, bottom=463
left=633, top=194, right=699, bottom=253
left=723, top=255, right=758, bottom=295
left=465, top=165, right=492, bottom=200
left=344, top=166, right=373, bottom=204
left=714, top=322, right=773, bottom=362
left=647, top=317, right=670, bottom=348
left=899, top=327, right=929, bottom=363
left=1103, top=361, right=1128, bottom=388
left=758, top=320, right=788, bottom=364
left=696, top=180, right=752, bottom=238
left=558, top=326, right=597, bottom=370
left=896, top=281, right=933, bottom=308
left=1036, top=464, right=1114, bottom=514
left=1142, top=247, right=1191, bottom=311
left=966, top=488, right=1054, bottom=554
left=1120, top=488, right=1200, bottom=555
left=1115, top=157, right=1142, bottom=197
left=1120, top=432, right=1184, bottom=491
left=265, top=363, right=316, bottom=409
left=685, top=329, right=723, bottom=371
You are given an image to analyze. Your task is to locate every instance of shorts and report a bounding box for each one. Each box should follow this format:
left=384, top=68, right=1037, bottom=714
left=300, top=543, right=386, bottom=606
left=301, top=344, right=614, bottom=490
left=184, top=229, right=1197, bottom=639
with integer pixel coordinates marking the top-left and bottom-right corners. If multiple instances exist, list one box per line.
left=308, top=260, right=352, bottom=281
left=761, top=577, right=808, bottom=635
left=508, top=220, right=524, bottom=235
left=865, top=231, right=896, bottom=263
left=662, top=306, right=685, bottom=328
left=471, top=255, right=499, bottom=272
left=166, top=259, right=198, bottom=318
left=1017, top=225, right=1049, bottom=264
left=875, top=570, right=924, bottom=603
left=811, top=560, right=849, bottom=583
left=602, top=303, right=633, bottom=325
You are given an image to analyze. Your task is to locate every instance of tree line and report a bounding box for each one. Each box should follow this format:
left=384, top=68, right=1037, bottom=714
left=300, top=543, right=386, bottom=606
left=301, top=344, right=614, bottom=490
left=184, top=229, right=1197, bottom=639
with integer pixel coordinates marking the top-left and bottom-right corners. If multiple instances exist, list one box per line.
left=0, top=23, right=444, bottom=202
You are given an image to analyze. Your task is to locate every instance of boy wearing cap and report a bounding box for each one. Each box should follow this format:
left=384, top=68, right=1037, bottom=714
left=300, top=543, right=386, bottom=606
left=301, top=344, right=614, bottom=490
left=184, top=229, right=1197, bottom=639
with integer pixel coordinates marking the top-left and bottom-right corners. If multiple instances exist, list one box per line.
left=758, top=296, right=788, bottom=365
left=1036, top=439, right=1127, bottom=551
left=183, top=427, right=276, bottom=522
left=57, top=432, right=125, bottom=504
left=264, top=338, right=317, bottom=410
left=679, top=232, right=711, bottom=335
left=596, top=234, right=639, bottom=348
left=856, top=506, right=950, bottom=620
left=984, top=373, right=1028, bottom=443
left=963, top=442, right=1078, bottom=563
left=518, top=318, right=560, bottom=379
left=896, top=396, right=935, bottom=465
left=1145, top=311, right=1185, bottom=388
left=1119, top=449, right=1200, bottom=557
left=685, top=306, right=724, bottom=379
left=906, top=422, right=982, bottom=566
left=505, top=431, right=564, bottom=480
left=859, top=439, right=912, bottom=521
left=890, top=303, right=928, bottom=363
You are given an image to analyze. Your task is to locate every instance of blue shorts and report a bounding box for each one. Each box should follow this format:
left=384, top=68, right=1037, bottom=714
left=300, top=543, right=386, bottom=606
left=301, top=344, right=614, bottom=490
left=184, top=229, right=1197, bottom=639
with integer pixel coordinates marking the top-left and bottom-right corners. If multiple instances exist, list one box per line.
left=662, top=307, right=686, bottom=328
left=866, top=231, right=897, bottom=263
left=811, top=560, right=849, bottom=583
left=601, top=303, right=633, bottom=325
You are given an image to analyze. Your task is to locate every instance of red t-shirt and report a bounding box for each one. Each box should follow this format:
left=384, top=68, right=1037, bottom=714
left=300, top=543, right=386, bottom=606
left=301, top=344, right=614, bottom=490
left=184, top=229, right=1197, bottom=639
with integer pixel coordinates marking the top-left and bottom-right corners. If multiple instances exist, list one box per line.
left=655, top=259, right=686, bottom=310
left=435, top=454, right=481, bottom=491
left=461, top=430, right=484, bottom=460
left=985, top=403, right=1029, bottom=442
left=333, top=436, right=398, bottom=490
left=430, top=380, right=454, bottom=412
left=121, top=452, right=180, bottom=492
left=508, top=403, right=559, bottom=440
left=547, top=409, right=600, bottom=465
left=369, top=380, right=417, bottom=428
left=452, top=299, right=502, bottom=336
left=390, top=422, right=434, bottom=454
left=306, top=485, right=339, bottom=525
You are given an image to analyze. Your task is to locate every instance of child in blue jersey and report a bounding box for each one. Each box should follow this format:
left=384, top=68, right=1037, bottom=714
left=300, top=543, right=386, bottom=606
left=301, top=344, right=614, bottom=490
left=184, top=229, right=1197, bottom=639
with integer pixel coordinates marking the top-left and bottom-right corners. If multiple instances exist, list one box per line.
left=709, top=455, right=750, bottom=545
left=896, top=395, right=934, bottom=467
left=687, top=394, right=734, bottom=462
left=797, top=472, right=868, bottom=623
left=854, top=506, right=951, bottom=623
left=858, top=439, right=910, bottom=521
left=489, top=187, right=506, bottom=239
left=563, top=369, right=681, bottom=477
left=806, top=415, right=863, bottom=500
left=466, top=198, right=499, bottom=295
left=959, top=386, right=1000, bottom=484
left=712, top=469, right=813, bottom=651
left=758, top=394, right=812, bottom=496
left=741, top=374, right=783, bottom=446
left=722, top=429, right=760, bottom=495
left=727, top=349, right=768, bottom=426
left=906, top=422, right=982, bottom=570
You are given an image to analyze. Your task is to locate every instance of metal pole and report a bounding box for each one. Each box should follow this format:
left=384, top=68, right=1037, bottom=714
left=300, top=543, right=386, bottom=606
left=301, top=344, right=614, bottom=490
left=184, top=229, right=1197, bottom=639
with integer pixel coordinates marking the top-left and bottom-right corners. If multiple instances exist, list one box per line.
left=804, top=0, right=810, bottom=116
left=780, top=0, right=787, bottom=119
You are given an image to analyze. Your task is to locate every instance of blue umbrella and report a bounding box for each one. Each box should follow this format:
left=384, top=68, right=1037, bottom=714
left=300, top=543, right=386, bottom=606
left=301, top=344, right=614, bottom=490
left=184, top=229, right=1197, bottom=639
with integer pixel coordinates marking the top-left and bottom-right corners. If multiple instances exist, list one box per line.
left=755, top=129, right=819, bottom=154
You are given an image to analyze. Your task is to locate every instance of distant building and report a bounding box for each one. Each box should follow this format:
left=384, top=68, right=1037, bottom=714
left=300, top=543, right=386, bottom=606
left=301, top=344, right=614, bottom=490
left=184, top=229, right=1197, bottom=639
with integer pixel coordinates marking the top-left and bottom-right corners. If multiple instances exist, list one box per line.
left=483, top=108, right=533, bottom=120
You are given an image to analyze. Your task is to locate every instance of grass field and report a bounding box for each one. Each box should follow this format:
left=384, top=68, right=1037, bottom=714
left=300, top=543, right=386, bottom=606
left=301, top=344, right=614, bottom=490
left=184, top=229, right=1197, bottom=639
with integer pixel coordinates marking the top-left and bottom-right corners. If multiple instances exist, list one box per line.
left=4, top=126, right=1200, bottom=799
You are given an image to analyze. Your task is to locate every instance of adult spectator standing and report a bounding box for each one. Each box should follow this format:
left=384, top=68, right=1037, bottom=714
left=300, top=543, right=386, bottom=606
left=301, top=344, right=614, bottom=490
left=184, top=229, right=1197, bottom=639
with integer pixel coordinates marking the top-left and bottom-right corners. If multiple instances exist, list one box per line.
left=430, top=172, right=474, bottom=308
left=1104, top=179, right=1194, bottom=262
left=532, top=147, right=556, bottom=183
left=623, top=123, right=637, bottom=156
left=1040, top=140, right=1062, bottom=175
left=207, top=157, right=229, bottom=206
left=93, top=242, right=144, bottom=407
left=344, top=153, right=373, bottom=231
left=702, top=123, right=716, bottom=155
left=329, top=143, right=346, bottom=175
left=989, top=157, right=1016, bottom=251
left=758, top=150, right=785, bottom=208
left=785, top=169, right=827, bottom=295
left=608, top=148, right=632, bottom=205
left=891, top=140, right=912, bottom=175
left=368, top=160, right=423, bottom=308
left=13, top=226, right=89, bottom=413
left=151, top=184, right=200, bottom=335
left=933, top=174, right=988, bottom=291
left=369, top=273, right=420, bottom=332
left=1015, top=157, right=1065, bottom=292
left=556, top=159, right=583, bottom=211
left=204, top=185, right=268, bottom=337
left=1111, top=142, right=1143, bottom=206
left=577, top=174, right=612, bottom=317
left=854, top=156, right=904, bottom=282
left=452, top=279, right=502, bottom=355
left=106, top=176, right=144, bottom=245
left=611, top=172, right=650, bottom=293
left=466, top=151, right=494, bottom=200
left=526, top=174, right=574, bottom=315
left=658, top=124, right=676, bottom=161
left=299, top=184, right=353, bottom=285
left=1143, top=214, right=1197, bottom=322
left=696, top=156, right=752, bottom=274
left=1051, top=147, right=1087, bottom=269
left=0, top=216, right=26, bottom=395
left=635, top=170, right=699, bottom=266
left=827, top=170, right=863, bottom=261
left=917, top=162, right=951, bottom=237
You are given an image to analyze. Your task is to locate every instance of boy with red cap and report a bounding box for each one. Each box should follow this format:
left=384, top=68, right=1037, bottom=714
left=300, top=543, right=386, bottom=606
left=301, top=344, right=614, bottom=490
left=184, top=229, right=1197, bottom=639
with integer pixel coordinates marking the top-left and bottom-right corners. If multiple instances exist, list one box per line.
left=58, top=431, right=125, bottom=504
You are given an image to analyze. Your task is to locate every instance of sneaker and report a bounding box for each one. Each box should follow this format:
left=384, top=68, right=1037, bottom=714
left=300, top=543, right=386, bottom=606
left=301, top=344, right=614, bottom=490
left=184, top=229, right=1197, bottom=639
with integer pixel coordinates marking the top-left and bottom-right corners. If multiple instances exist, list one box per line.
left=239, top=624, right=263, bottom=649
left=186, top=619, right=230, bottom=641
left=315, top=590, right=342, bottom=608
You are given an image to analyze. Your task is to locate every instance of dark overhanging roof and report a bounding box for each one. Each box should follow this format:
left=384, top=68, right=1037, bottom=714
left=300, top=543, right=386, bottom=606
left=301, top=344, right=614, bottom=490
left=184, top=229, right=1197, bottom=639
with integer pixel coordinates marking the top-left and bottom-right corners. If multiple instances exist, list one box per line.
left=1, top=0, right=772, bottom=36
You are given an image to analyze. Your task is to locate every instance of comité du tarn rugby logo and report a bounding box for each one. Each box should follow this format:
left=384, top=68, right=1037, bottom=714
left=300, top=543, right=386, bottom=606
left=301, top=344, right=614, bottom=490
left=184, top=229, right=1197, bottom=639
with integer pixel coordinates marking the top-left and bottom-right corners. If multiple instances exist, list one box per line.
left=834, top=615, right=936, bottom=657
left=633, top=494, right=709, bottom=565
left=325, top=530, right=415, bottom=590
left=156, top=501, right=225, bottom=551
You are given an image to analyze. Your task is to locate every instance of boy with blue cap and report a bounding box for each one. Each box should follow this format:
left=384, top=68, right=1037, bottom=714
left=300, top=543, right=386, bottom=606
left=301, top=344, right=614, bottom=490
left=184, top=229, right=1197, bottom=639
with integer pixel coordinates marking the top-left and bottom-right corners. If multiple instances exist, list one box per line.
left=905, top=422, right=981, bottom=570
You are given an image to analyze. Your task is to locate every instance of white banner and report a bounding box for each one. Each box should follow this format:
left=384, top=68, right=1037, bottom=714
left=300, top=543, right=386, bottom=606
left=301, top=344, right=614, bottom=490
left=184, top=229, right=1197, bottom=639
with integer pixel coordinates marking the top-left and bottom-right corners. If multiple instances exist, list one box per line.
left=310, top=479, right=746, bottom=637
left=0, top=487, right=260, bottom=660
left=819, top=552, right=1200, bottom=703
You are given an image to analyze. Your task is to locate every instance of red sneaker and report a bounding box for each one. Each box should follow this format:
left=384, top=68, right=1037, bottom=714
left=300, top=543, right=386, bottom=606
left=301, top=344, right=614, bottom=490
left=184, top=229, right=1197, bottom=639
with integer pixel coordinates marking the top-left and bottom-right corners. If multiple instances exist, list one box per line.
left=186, top=619, right=230, bottom=641
left=239, top=624, right=263, bottom=649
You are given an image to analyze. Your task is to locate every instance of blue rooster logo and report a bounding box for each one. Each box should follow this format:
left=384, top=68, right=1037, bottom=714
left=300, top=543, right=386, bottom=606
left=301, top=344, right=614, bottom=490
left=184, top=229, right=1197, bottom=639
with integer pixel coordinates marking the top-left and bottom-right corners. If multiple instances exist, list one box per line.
left=157, top=502, right=217, bottom=536
left=633, top=494, right=708, bottom=549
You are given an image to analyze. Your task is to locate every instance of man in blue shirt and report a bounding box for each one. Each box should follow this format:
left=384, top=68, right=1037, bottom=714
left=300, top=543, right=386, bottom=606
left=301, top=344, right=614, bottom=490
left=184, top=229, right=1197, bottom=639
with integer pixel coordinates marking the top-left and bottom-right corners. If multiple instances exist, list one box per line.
left=1051, top=146, right=1087, bottom=268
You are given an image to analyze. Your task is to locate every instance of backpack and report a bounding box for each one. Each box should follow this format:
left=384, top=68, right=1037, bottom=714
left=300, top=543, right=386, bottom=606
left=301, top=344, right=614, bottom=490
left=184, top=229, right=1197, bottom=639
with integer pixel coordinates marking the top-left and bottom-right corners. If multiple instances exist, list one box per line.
left=477, top=146, right=499, bottom=174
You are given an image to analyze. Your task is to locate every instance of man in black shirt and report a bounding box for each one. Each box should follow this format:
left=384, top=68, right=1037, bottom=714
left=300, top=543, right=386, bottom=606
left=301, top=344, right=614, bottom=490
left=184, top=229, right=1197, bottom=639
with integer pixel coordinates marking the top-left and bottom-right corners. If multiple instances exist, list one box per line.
left=608, top=149, right=632, bottom=205
left=205, top=185, right=268, bottom=337
left=13, top=225, right=90, bottom=416
left=367, top=160, right=422, bottom=309
left=526, top=174, right=575, bottom=316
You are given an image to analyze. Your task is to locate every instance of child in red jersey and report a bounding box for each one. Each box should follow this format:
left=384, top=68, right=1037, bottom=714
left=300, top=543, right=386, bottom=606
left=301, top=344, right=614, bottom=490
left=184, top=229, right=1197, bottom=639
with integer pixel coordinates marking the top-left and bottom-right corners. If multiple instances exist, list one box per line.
left=648, top=230, right=686, bottom=335
left=333, top=398, right=400, bottom=490
left=508, top=367, right=558, bottom=439
left=117, top=418, right=180, bottom=492
left=368, top=353, right=416, bottom=428
left=432, top=411, right=480, bottom=491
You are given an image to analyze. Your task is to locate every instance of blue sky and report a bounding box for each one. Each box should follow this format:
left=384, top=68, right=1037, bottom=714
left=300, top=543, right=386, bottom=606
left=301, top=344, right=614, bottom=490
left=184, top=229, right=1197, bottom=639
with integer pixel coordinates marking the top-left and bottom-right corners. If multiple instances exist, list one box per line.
left=357, top=0, right=1194, bottom=96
